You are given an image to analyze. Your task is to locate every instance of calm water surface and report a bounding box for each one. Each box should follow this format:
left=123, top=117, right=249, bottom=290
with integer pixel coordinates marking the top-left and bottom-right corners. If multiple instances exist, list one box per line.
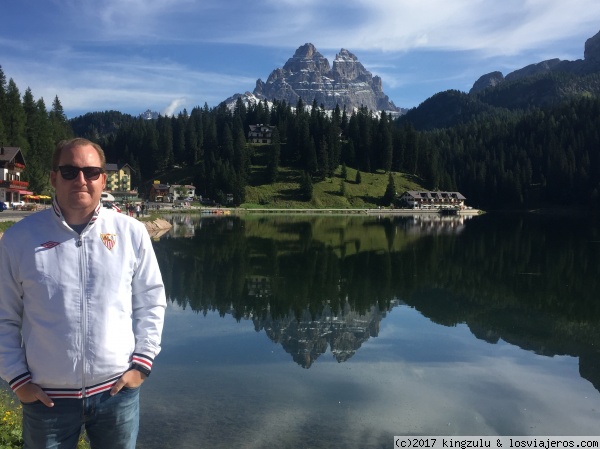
left=138, top=213, right=600, bottom=449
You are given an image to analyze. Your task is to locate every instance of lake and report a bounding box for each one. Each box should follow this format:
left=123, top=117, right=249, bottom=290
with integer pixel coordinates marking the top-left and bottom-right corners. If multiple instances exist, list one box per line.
left=138, top=212, right=600, bottom=449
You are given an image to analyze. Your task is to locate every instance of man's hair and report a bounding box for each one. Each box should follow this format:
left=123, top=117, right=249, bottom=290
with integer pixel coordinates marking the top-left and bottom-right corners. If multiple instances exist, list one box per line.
left=52, top=138, right=106, bottom=171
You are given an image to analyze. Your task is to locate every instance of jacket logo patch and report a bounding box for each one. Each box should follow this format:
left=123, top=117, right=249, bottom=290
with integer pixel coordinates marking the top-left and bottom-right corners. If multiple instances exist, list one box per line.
left=100, top=233, right=117, bottom=250
left=41, top=241, right=60, bottom=249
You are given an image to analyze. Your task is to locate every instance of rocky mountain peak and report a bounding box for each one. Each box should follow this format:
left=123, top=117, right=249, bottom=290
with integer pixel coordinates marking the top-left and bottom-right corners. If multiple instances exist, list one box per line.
left=250, top=43, right=401, bottom=113
left=469, top=71, right=505, bottom=94
left=293, top=42, right=318, bottom=58
left=336, top=48, right=357, bottom=61
left=281, top=43, right=331, bottom=76
left=332, top=48, right=366, bottom=82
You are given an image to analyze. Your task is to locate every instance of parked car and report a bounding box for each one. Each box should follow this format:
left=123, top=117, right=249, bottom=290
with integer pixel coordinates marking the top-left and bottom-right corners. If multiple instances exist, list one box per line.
left=10, top=200, right=25, bottom=209
left=0, top=201, right=7, bottom=212
left=103, top=201, right=122, bottom=213
left=101, top=192, right=116, bottom=202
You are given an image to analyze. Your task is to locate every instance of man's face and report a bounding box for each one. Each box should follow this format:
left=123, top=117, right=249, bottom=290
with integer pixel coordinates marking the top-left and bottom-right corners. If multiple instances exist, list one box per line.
left=50, top=144, right=107, bottom=222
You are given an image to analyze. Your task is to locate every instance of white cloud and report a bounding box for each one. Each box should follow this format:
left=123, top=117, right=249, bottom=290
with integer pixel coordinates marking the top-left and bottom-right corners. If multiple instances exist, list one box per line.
left=163, top=98, right=187, bottom=116
left=3, top=51, right=255, bottom=116
left=63, top=0, right=200, bottom=38
left=151, top=305, right=600, bottom=440
left=300, top=0, right=599, bottom=56
left=4, top=0, right=600, bottom=114
left=46, top=0, right=600, bottom=55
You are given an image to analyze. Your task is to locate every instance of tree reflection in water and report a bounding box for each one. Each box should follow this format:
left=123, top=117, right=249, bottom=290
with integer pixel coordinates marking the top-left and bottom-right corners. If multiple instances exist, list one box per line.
left=154, top=213, right=600, bottom=390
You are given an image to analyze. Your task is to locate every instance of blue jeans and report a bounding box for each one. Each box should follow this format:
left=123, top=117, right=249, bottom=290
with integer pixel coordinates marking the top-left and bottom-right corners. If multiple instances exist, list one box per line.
left=22, top=387, right=140, bottom=449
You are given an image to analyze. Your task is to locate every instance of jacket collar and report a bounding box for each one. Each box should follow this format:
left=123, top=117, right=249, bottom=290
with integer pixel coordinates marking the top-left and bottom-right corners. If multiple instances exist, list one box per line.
left=52, top=197, right=102, bottom=227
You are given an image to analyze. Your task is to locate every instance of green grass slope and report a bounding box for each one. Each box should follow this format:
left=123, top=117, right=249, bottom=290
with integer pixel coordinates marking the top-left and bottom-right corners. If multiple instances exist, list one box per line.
left=148, top=143, right=425, bottom=209
left=244, top=164, right=423, bottom=209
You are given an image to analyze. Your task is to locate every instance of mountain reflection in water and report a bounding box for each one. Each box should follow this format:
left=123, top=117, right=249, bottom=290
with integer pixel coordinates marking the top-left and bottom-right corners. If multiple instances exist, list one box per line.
left=153, top=213, right=600, bottom=391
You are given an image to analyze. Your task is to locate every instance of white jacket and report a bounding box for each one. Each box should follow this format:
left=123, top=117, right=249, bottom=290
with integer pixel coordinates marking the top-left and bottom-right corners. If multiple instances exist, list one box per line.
left=0, top=201, right=166, bottom=399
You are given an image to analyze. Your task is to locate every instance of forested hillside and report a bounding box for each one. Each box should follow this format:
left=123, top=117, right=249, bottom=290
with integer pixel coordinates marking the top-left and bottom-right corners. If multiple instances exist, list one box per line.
left=423, top=98, right=600, bottom=209
left=70, top=98, right=411, bottom=206
left=2, top=64, right=600, bottom=210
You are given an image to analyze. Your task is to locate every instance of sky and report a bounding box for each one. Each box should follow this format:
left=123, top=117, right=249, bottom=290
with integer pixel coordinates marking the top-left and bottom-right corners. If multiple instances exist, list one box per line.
left=2, top=0, right=600, bottom=119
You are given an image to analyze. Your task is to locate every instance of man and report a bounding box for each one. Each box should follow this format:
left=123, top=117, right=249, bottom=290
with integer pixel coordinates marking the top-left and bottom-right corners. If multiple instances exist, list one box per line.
left=0, top=138, right=166, bottom=448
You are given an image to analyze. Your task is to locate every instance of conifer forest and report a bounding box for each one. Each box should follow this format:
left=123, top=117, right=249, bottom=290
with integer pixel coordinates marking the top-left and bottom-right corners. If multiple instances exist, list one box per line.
left=2, top=65, right=599, bottom=210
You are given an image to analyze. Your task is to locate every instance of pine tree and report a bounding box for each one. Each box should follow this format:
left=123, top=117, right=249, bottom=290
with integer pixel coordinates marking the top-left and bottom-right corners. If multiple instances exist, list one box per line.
left=233, top=97, right=247, bottom=129
left=300, top=171, right=313, bottom=201
left=357, top=107, right=373, bottom=172
left=266, top=127, right=281, bottom=183
left=222, top=124, right=234, bottom=161
left=378, top=111, right=393, bottom=172
left=5, top=79, right=27, bottom=148
left=157, top=116, right=174, bottom=167
left=339, top=178, right=346, bottom=197
left=296, top=98, right=305, bottom=117
left=317, top=136, right=329, bottom=179
left=383, top=172, right=396, bottom=206
left=403, top=122, right=419, bottom=175
left=341, top=162, right=347, bottom=180
left=0, top=114, right=6, bottom=146
left=142, top=125, right=161, bottom=174
left=327, top=121, right=341, bottom=174
left=232, top=172, right=246, bottom=206
left=341, top=105, right=348, bottom=135
left=49, top=96, right=72, bottom=142
left=185, top=108, right=202, bottom=165
left=233, top=126, right=248, bottom=185
left=22, top=92, right=54, bottom=193
left=172, top=114, right=186, bottom=164
left=0, top=66, right=7, bottom=143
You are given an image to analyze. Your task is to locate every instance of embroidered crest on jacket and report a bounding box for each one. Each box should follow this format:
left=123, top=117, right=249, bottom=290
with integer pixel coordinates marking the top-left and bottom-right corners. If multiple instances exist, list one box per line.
left=100, top=233, right=117, bottom=250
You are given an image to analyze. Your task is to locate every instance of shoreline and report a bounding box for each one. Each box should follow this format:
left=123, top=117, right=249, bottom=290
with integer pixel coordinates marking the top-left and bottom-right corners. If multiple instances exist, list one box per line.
left=199, top=207, right=483, bottom=216
left=0, top=208, right=481, bottom=239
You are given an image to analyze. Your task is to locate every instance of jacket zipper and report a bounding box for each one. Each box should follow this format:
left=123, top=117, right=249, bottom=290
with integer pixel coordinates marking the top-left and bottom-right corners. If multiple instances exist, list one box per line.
left=77, top=234, right=88, bottom=398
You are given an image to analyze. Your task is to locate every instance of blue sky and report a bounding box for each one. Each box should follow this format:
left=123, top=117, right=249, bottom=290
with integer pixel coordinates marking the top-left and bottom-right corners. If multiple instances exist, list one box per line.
left=2, top=0, right=600, bottom=118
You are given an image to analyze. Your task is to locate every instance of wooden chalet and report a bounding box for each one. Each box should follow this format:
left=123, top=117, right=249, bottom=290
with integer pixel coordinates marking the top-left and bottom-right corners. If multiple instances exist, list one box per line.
left=248, top=124, right=276, bottom=144
left=398, top=190, right=466, bottom=210
left=0, top=145, right=33, bottom=204
left=148, top=183, right=171, bottom=202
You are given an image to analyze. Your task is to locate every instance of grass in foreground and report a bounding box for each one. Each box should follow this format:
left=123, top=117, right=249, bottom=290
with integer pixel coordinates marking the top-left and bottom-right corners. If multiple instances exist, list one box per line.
left=0, top=222, right=15, bottom=234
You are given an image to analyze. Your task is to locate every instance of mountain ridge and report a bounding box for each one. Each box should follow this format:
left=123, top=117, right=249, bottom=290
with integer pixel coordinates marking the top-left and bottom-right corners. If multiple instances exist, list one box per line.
left=399, top=29, right=600, bottom=130
left=223, top=43, right=404, bottom=115
left=470, top=29, right=600, bottom=93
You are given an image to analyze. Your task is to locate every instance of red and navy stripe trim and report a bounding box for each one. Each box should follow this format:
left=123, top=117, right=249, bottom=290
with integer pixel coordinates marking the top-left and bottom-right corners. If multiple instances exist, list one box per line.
left=89, top=203, right=102, bottom=225
left=52, top=197, right=102, bottom=224
left=43, top=376, right=121, bottom=399
left=52, top=198, right=61, bottom=217
left=131, top=353, right=153, bottom=370
left=9, top=372, right=32, bottom=392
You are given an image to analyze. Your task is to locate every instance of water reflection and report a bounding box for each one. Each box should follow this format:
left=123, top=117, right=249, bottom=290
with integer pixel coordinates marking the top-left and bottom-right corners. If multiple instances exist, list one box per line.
left=253, top=300, right=396, bottom=368
left=153, top=213, right=600, bottom=391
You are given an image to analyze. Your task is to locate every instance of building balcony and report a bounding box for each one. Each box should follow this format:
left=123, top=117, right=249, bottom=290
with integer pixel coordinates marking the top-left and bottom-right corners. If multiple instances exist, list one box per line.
left=0, top=179, right=29, bottom=189
left=6, top=163, right=26, bottom=171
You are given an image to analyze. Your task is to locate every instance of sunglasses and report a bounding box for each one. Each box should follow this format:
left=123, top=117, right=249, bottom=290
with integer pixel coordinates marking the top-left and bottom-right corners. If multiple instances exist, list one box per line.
left=57, top=165, right=105, bottom=181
